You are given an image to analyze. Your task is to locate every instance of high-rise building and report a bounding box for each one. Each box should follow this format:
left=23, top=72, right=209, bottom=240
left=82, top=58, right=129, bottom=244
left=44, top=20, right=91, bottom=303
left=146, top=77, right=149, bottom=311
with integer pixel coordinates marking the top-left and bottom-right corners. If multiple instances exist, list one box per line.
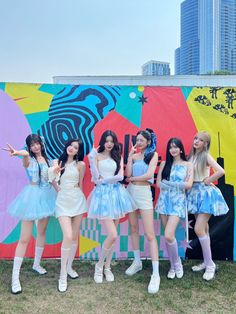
left=142, top=60, right=170, bottom=76
left=175, top=0, right=236, bottom=75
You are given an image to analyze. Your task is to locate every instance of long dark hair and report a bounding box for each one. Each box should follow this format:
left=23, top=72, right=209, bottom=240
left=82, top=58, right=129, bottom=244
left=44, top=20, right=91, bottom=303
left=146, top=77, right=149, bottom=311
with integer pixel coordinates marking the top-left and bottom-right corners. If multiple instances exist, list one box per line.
left=98, top=130, right=121, bottom=175
left=58, top=138, right=84, bottom=176
left=162, top=138, right=187, bottom=180
left=25, top=134, right=50, bottom=181
left=136, top=128, right=156, bottom=165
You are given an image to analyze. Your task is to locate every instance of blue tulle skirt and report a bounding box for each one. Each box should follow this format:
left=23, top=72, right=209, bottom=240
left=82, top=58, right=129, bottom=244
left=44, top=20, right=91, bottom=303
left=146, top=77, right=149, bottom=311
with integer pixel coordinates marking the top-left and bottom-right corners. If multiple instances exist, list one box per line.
left=187, top=182, right=229, bottom=216
left=88, top=183, right=137, bottom=219
left=8, top=184, right=57, bottom=221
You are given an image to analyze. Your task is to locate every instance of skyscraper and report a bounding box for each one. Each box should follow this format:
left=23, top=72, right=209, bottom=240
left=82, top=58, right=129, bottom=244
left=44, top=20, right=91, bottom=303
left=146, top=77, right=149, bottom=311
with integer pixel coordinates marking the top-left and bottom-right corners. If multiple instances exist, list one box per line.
left=175, top=0, right=236, bottom=75
left=142, top=60, right=170, bottom=76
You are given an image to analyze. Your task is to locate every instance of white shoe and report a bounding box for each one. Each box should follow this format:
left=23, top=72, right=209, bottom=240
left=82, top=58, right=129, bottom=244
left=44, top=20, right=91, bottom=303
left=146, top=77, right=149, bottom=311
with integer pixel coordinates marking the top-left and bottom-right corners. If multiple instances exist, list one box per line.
left=192, top=262, right=206, bottom=272
left=175, top=265, right=184, bottom=279
left=203, top=264, right=216, bottom=281
left=125, top=261, right=142, bottom=276
left=104, top=268, right=114, bottom=282
left=11, top=278, right=22, bottom=294
left=167, top=268, right=175, bottom=279
left=94, top=263, right=103, bottom=283
left=67, top=268, right=79, bottom=279
left=58, top=277, right=67, bottom=292
left=148, top=274, right=160, bottom=294
left=32, top=265, right=47, bottom=275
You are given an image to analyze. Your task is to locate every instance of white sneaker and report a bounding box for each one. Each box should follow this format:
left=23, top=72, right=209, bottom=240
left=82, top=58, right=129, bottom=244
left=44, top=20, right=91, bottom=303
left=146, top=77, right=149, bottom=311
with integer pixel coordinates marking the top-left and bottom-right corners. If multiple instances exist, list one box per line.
left=167, top=268, right=175, bottom=279
left=104, top=268, right=114, bottom=282
left=125, top=261, right=142, bottom=276
left=203, top=264, right=216, bottom=281
left=58, top=277, right=67, bottom=293
left=94, top=263, right=103, bottom=283
left=148, top=274, right=160, bottom=294
left=32, top=265, right=47, bottom=275
left=67, top=268, right=79, bottom=279
left=175, top=265, right=184, bottom=279
left=192, top=262, right=206, bottom=272
left=11, top=278, right=22, bottom=294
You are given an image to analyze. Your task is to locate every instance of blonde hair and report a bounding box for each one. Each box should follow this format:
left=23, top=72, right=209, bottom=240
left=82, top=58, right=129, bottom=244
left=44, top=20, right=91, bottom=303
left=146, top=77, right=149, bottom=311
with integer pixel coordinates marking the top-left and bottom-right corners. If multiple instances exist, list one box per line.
left=188, top=131, right=211, bottom=178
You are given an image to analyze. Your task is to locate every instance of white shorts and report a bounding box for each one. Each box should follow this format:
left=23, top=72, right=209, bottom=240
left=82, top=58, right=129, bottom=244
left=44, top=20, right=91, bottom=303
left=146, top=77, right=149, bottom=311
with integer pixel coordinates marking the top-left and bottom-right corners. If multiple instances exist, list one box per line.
left=126, top=183, right=153, bottom=210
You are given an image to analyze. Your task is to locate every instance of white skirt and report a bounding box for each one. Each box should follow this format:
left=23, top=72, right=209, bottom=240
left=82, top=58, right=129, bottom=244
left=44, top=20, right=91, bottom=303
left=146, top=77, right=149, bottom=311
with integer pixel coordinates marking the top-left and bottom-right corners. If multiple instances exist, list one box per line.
left=56, top=186, right=87, bottom=218
left=126, top=183, right=153, bottom=210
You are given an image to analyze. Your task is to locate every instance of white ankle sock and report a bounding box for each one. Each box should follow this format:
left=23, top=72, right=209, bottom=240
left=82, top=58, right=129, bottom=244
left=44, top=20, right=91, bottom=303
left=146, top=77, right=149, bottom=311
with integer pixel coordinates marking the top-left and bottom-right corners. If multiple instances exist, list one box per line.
left=152, top=261, right=159, bottom=276
left=133, top=250, right=141, bottom=263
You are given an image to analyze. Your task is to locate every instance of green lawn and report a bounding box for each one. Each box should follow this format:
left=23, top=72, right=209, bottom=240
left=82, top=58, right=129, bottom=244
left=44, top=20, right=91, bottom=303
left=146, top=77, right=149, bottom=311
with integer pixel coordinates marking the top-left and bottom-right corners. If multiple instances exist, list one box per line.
left=0, top=259, right=235, bottom=314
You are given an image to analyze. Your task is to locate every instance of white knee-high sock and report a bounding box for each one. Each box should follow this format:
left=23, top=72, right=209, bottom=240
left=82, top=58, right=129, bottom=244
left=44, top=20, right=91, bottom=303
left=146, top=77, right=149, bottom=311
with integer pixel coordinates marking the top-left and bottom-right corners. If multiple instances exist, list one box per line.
left=166, top=239, right=179, bottom=268
left=97, top=246, right=111, bottom=268
left=12, top=257, right=23, bottom=282
left=104, top=244, right=115, bottom=269
left=199, top=235, right=214, bottom=267
left=33, top=246, right=44, bottom=267
left=60, top=247, right=70, bottom=280
left=67, top=242, right=78, bottom=272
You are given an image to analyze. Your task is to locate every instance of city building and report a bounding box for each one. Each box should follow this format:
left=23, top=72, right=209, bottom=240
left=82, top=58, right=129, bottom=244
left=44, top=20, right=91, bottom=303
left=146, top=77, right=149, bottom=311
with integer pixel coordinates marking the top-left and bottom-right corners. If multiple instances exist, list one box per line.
left=175, top=0, right=236, bottom=75
left=142, top=60, right=170, bottom=76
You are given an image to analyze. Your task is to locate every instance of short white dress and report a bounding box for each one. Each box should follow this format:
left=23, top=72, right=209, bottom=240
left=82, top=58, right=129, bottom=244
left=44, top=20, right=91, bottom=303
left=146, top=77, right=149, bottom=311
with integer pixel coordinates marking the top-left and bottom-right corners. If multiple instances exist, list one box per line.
left=55, top=161, right=87, bottom=218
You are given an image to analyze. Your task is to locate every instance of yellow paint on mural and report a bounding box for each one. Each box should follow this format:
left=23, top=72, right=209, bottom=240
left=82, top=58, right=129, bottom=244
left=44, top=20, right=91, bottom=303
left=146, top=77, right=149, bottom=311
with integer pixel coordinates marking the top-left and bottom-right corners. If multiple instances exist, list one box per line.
left=79, top=235, right=100, bottom=256
left=5, top=83, right=53, bottom=114
left=138, top=86, right=144, bottom=92
left=186, top=87, right=236, bottom=188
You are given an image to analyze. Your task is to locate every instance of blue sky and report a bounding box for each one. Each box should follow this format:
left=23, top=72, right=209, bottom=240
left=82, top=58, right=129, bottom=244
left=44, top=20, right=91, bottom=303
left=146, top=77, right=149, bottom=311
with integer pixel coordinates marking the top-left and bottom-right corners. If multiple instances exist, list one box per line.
left=0, top=0, right=182, bottom=83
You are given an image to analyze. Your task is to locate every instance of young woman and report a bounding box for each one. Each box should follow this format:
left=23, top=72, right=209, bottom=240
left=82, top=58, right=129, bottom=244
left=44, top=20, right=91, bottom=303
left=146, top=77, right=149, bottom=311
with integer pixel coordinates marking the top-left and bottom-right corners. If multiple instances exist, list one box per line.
left=187, top=131, right=229, bottom=281
left=3, top=134, right=57, bottom=294
left=155, top=138, right=193, bottom=279
left=49, top=138, right=87, bottom=293
left=125, top=128, right=160, bottom=294
left=88, top=130, right=136, bottom=284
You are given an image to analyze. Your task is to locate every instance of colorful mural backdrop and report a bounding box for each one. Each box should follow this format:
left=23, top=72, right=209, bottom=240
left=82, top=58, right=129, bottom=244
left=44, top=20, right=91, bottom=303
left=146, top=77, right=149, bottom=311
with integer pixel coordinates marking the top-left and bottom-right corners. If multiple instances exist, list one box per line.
left=0, top=83, right=235, bottom=261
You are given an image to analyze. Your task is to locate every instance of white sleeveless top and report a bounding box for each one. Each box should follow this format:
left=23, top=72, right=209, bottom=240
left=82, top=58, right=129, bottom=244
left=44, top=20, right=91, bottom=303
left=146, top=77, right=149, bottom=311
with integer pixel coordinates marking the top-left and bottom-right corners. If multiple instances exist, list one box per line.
left=98, top=159, right=116, bottom=179
left=59, top=161, right=80, bottom=189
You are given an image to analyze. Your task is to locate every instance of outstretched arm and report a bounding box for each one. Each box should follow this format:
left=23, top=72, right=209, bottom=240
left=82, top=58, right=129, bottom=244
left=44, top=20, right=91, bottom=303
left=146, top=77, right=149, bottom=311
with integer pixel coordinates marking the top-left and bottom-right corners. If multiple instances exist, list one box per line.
left=2, top=143, right=30, bottom=168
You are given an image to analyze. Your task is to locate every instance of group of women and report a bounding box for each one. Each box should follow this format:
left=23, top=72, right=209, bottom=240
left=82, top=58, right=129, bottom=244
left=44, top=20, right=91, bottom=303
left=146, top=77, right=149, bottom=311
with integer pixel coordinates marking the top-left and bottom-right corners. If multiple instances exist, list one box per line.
left=3, top=129, right=229, bottom=295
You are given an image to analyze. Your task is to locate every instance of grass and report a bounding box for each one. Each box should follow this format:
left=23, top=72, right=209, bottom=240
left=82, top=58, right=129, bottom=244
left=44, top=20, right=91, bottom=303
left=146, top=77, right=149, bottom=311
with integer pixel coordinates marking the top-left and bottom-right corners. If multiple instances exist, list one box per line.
left=0, top=259, right=235, bottom=314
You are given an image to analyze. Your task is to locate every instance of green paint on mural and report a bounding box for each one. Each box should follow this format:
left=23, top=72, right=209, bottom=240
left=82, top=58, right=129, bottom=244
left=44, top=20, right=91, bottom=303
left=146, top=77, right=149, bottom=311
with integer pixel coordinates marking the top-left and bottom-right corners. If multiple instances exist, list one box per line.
left=39, top=84, right=67, bottom=95
left=120, top=236, right=128, bottom=252
left=45, top=217, right=63, bottom=244
left=181, top=87, right=193, bottom=101
left=115, top=86, right=143, bottom=127
left=26, top=111, right=49, bottom=133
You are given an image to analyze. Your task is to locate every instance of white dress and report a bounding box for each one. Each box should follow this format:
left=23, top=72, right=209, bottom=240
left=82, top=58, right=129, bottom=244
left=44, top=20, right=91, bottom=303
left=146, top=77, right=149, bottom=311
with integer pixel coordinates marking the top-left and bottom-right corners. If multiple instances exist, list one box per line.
left=56, top=161, right=87, bottom=218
